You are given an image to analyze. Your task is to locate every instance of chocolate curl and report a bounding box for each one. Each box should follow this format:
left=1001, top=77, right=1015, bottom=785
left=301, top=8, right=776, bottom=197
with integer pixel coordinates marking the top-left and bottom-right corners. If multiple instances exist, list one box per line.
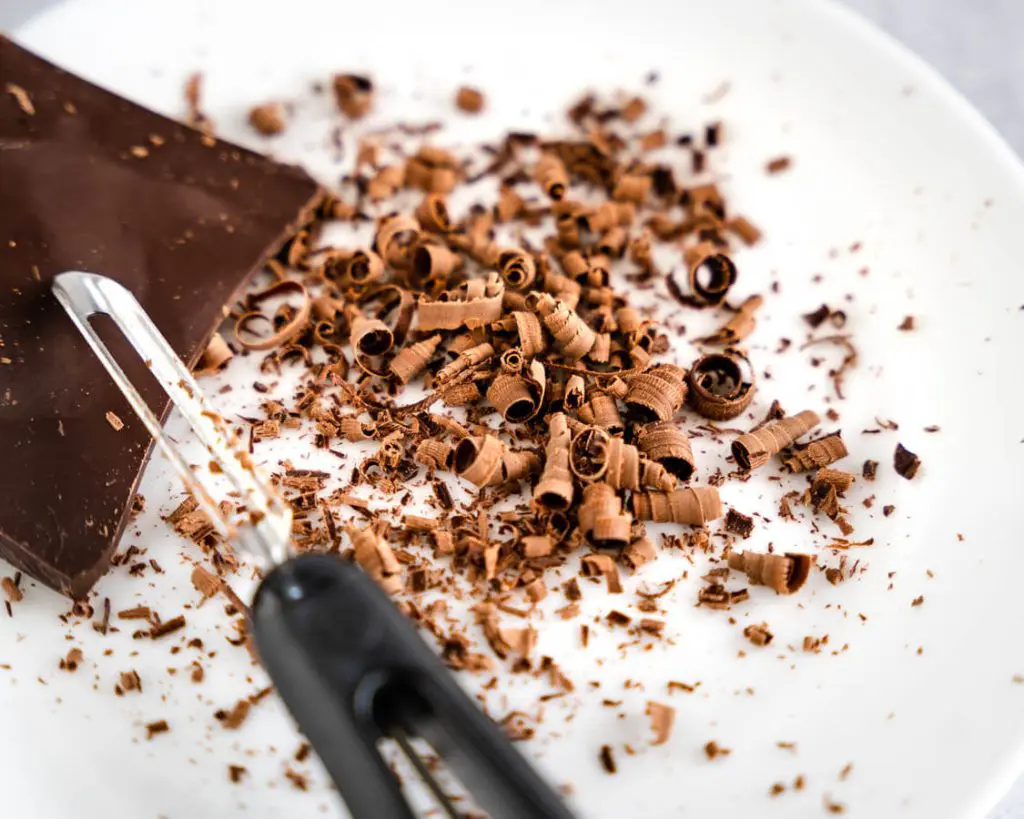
left=522, top=534, right=555, bottom=558
left=332, top=74, right=374, bottom=119
left=563, top=374, right=586, bottom=410
left=486, top=359, right=547, bottom=423
left=687, top=351, right=756, bottom=421
left=406, top=146, right=460, bottom=194
left=375, top=213, right=420, bottom=271
left=410, top=241, right=462, bottom=294
left=367, top=165, right=404, bottom=201
left=418, top=273, right=505, bottom=331
left=732, top=410, right=821, bottom=471
left=631, top=487, right=723, bottom=525
left=783, top=433, right=848, bottom=472
left=603, top=377, right=630, bottom=400
left=727, top=551, right=815, bottom=595
left=440, top=381, right=482, bottom=407
left=454, top=435, right=540, bottom=488
left=512, top=311, right=546, bottom=357
left=450, top=230, right=501, bottom=268
left=629, top=229, right=655, bottom=273
left=570, top=426, right=674, bottom=491
left=194, top=333, right=233, bottom=375
left=415, top=194, right=451, bottom=234
left=534, top=152, right=569, bottom=200
left=235, top=281, right=311, bottom=351
left=560, top=250, right=589, bottom=280
left=529, top=292, right=596, bottom=361
left=498, top=248, right=537, bottom=291
left=814, top=467, right=856, bottom=493
left=581, top=554, right=623, bottom=594
left=584, top=201, right=635, bottom=233
left=541, top=272, right=582, bottom=310
left=388, top=334, right=442, bottom=385
left=635, top=421, right=696, bottom=481
left=426, top=413, right=471, bottom=440
left=589, top=332, right=611, bottom=364
left=622, top=536, right=657, bottom=571
left=615, top=306, right=642, bottom=335
left=578, top=483, right=632, bottom=548
left=625, top=364, right=688, bottom=422
left=496, top=185, right=525, bottom=222
left=414, top=439, right=453, bottom=470
left=685, top=243, right=738, bottom=306
left=324, top=249, right=385, bottom=290
left=436, top=342, right=494, bottom=384
left=347, top=525, right=402, bottom=594
left=698, top=295, right=764, bottom=345
left=577, top=393, right=624, bottom=435
left=612, top=173, right=651, bottom=205
left=533, top=412, right=574, bottom=510
left=597, top=227, right=627, bottom=259
left=340, top=417, right=377, bottom=442
left=350, top=312, right=394, bottom=358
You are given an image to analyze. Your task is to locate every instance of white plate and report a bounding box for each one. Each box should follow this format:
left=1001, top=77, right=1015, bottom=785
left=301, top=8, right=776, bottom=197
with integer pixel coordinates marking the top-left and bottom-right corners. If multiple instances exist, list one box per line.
left=5, top=0, right=1024, bottom=817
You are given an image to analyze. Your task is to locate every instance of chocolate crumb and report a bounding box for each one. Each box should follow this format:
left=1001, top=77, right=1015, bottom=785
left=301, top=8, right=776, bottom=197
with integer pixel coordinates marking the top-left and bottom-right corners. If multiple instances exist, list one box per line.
left=765, top=156, right=791, bottom=174
left=249, top=102, right=287, bottom=136
left=704, top=740, right=731, bottom=760
left=862, top=460, right=878, bottom=481
left=893, top=443, right=921, bottom=480
left=897, top=315, right=915, bottom=332
left=599, top=744, right=617, bottom=774
left=228, top=764, right=248, bottom=784
left=455, top=86, right=485, bottom=114
left=145, top=720, right=169, bottom=739
left=742, top=623, right=773, bottom=647
left=104, top=411, right=124, bottom=431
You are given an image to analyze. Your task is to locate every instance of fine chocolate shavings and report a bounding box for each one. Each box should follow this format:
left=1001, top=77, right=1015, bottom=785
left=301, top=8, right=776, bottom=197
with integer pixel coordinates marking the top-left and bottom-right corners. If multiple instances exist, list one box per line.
left=146, top=720, right=170, bottom=739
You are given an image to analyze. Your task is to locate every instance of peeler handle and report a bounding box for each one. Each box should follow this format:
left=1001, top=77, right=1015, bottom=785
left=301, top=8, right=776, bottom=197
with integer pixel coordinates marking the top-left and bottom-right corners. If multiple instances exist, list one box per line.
left=250, top=553, right=574, bottom=819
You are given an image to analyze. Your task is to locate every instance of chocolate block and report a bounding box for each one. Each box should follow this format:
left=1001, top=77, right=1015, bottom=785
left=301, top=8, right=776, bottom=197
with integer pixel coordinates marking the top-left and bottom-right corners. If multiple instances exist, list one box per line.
left=0, top=37, right=322, bottom=596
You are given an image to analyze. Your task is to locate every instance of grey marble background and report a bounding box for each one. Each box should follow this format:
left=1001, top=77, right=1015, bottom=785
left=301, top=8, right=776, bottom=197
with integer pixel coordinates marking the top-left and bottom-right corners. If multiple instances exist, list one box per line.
left=1, top=0, right=1022, bottom=815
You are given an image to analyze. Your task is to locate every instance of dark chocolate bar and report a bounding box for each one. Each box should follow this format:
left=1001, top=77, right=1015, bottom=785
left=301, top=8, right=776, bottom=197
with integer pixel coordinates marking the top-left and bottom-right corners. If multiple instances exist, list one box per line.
left=0, top=37, right=322, bottom=596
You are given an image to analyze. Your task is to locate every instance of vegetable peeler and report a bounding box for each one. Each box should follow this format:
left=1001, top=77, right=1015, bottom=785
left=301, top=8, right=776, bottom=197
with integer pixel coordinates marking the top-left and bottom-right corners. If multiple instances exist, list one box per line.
left=52, top=271, right=576, bottom=819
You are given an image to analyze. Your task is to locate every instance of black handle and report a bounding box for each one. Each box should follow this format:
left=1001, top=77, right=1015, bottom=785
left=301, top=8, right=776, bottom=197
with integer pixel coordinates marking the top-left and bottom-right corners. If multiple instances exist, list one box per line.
left=250, top=553, right=575, bottom=819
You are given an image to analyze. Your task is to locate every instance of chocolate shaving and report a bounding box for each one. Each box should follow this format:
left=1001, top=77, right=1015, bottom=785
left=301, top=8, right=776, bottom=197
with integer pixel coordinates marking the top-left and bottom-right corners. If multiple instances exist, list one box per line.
left=631, top=487, right=723, bottom=525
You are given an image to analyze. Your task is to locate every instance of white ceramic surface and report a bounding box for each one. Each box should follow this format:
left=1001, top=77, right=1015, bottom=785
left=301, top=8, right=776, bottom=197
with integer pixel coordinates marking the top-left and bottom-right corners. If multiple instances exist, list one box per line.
left=4, top=0, right=1024, bottom=817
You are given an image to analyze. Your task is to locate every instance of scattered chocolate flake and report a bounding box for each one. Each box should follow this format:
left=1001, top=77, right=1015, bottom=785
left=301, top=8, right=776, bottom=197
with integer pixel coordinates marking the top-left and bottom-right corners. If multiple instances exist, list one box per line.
left=911, top=595, right=924, bottom=607
left=118, top=670, right=142, bottom=694
left=893, top=443, right=921, bottom=480
left=704, top=740, right=731, bottom=760
left=897, top=315, right=915, bottom=332
left=765, top=156, right=791, bottom=174
left=862, top=460, right=878, bottom=481
left=145, top=720, right=170, bottom=739
left=215, top=698, right=252, bottom=730
left=742, top=623, right=773, bottom=647
left=724, top=508, right=754, bottom=538
left=599, top=745, right=617, bottom=774
left=646, top=701, right=675, bottom=745
left=824, top=795, right=846, bottom=814
left=5, top=82, right=35, bottom=115
left=1, top=576, right=22, bottom=604
left=228, top=764, right=248, bottom=784
left=59, top=647, right=83, bottom=671
left=149, top=614, right=186, bottom=639
left=104, top=410, right=124, bottom=431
